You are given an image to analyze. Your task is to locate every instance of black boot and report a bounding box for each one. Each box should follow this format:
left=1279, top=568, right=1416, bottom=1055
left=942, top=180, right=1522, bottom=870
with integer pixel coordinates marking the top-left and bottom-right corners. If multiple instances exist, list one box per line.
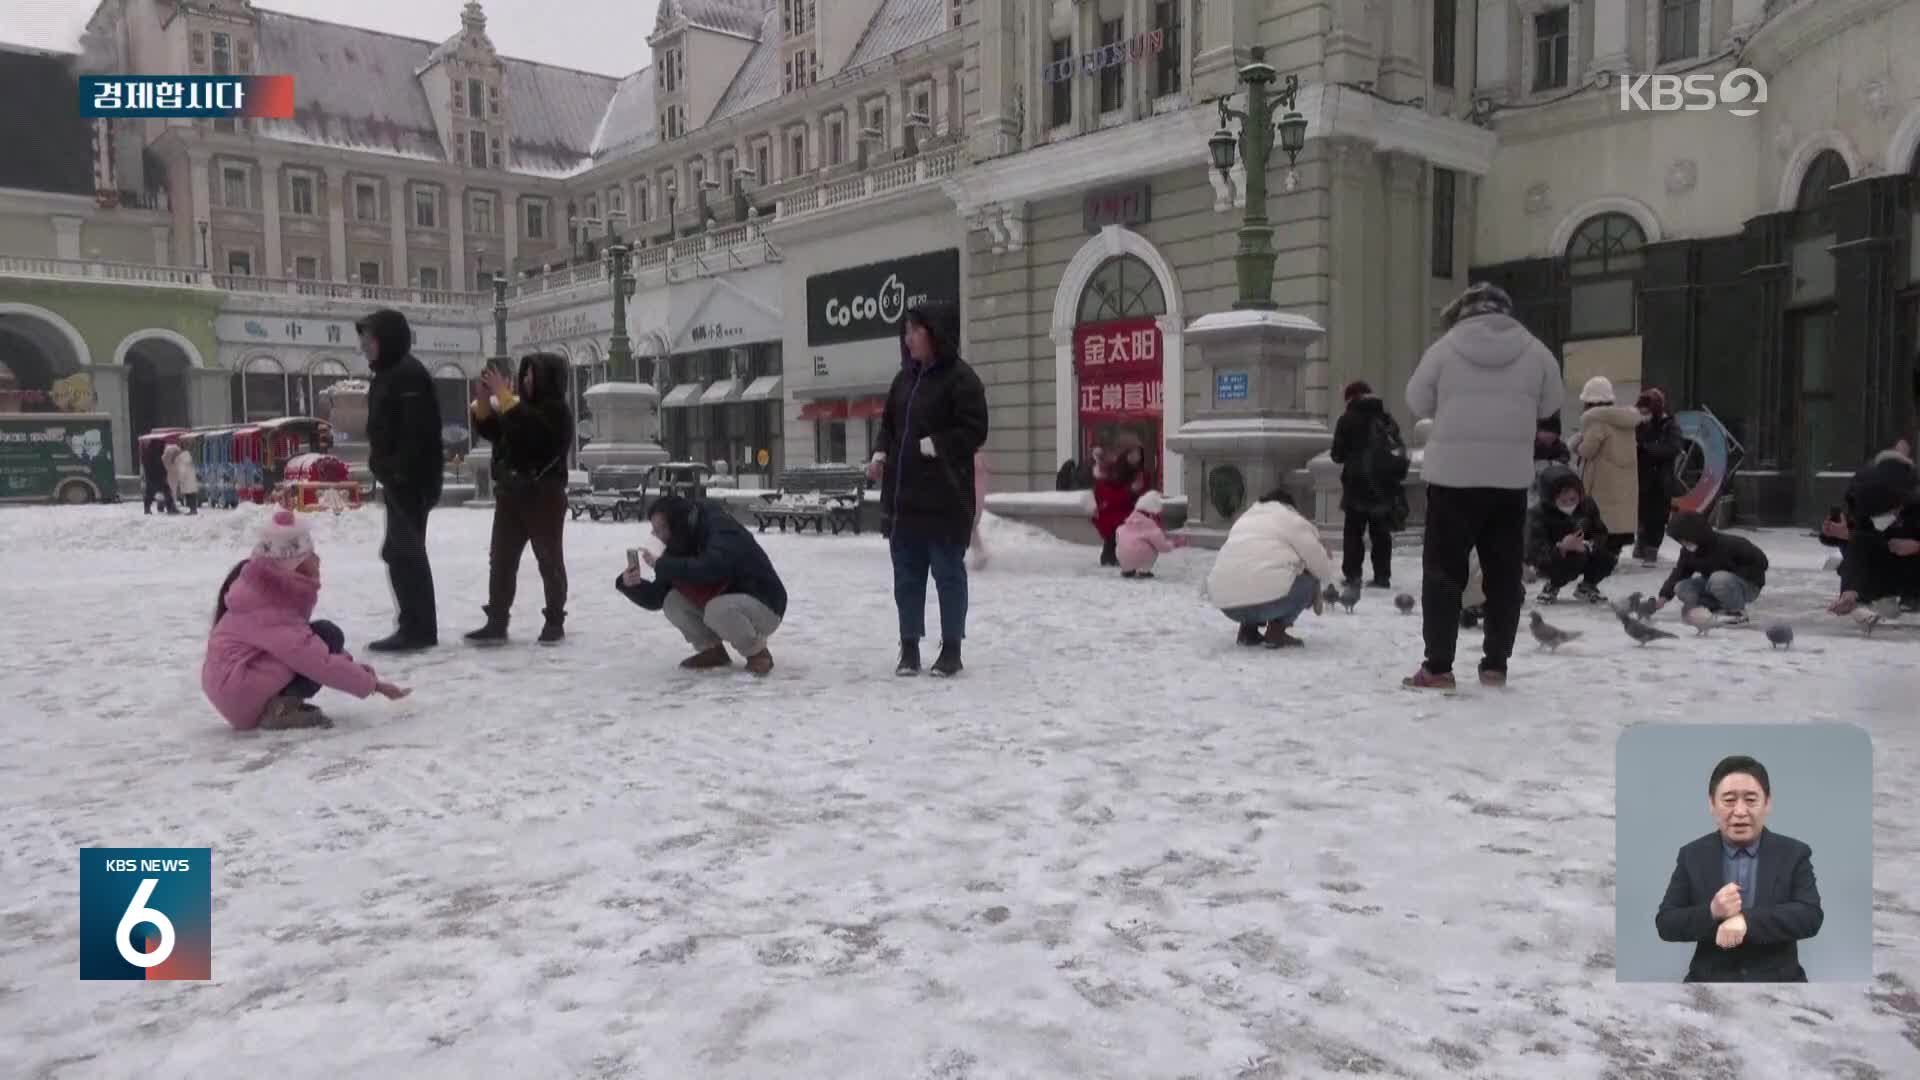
left=370, top=631, right=436, bottom=653
left=538, top=611, right=565, bottom=645
left=930, top=640, right=963, bottom=677
left=464, top=609, right=509, bottom=645
left=895, top=639, right=922, bottom=677
left=1236, top=623, right=1264, bottom=647
left=1099, top=536, right=1119, bottom=567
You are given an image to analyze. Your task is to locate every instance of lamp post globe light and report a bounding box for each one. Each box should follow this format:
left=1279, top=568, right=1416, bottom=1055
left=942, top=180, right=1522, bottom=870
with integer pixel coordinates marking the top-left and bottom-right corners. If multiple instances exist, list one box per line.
left=1209, top=45, right=1309, bottom=311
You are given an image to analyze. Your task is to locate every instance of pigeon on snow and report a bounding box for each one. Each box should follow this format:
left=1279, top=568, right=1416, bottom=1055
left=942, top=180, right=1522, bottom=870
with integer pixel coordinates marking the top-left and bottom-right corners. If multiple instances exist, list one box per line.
left=1765, top=623, right=1794, bottom=649
left=1338, top=580, right=1362, bottom=614
left=1529, top=610, right=1580, bottom=652
left=1683, top=605, right=1717, bottom=636
left=1624, top=591, right=1661, bottom=621
left=1323, top=582, right=1342, bottom=610
left=1617, top=607, right=1677, bottom=646
left=1394, top=593, right=1416, bottom=615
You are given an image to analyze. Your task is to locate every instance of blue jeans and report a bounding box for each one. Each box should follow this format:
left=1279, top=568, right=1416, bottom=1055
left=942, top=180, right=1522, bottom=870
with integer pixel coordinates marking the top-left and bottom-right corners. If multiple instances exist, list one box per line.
left=1221, top=574, right=1319, bottom=628
left=1674, top=572, right=1761, bottom=613
left=283, top=620, right=345, bottom=699
left=891, top=530, right=968, bottom=642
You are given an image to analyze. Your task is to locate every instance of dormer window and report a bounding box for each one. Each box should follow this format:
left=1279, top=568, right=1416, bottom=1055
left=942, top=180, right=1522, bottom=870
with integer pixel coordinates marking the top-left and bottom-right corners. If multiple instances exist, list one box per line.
left=468, top=130, right=488, bottom=167
left=782, top=0, right=816, bottom=35
left=783, top=48, right=816, bottom=92
left=657, top=46, right=683, bottom=93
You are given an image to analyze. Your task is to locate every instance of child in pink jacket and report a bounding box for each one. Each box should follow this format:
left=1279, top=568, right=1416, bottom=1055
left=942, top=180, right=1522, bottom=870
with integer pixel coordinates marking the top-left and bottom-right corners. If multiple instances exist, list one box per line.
left=202, top=510, right=409, bottom=730
left=1116, top=490, right=1186, bottom=578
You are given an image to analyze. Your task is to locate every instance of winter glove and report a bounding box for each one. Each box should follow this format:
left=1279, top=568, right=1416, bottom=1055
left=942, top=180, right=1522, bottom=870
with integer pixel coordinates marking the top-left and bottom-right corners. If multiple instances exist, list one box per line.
left=918, top=436, right=936, bottom=457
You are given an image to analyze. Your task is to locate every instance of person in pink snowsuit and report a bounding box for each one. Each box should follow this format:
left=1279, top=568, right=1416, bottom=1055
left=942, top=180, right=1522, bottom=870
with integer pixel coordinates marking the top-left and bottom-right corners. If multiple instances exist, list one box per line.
left=201, top=510, right=409, bottom=730
left=1115, top=490, right=1185, bottom=578
left=970, top=449, right=990, bottom=568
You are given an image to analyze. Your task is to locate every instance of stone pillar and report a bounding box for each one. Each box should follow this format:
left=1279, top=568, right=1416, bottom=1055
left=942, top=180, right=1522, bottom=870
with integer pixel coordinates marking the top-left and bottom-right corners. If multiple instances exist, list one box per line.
left=260, top=159, right=282, bottom=278
left=188, top=149, right=212, bottom=267
left=1192, top=0, right=1238, bottom=92
left=1590, top=0, right=1630, bottom=76
left=387, top=178, right=408, bottom=287
left=806, top=114, right=824, bottom=173
left=324, top=164, right=347, bottom=280
left=51, top=216, right=83, bottom=259
left=578, top=382, right=669, bottom=489
left=1323, top=0, right=1381, bottom=88
left=87, top=365, right=130, bottom=478
left=1378, top=0, right=1423, bottom=101
left=971, top=0, right=1012, bottom=154
left=1384, top=152, right=1426, bottom=417
left=447, top=181, right=467, bottom=290
left=1165, top=310, right=1331, bottom=544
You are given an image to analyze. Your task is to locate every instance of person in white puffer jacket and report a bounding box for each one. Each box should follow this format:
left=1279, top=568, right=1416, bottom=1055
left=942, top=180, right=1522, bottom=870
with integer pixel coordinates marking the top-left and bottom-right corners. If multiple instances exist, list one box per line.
left=1204, top=488, right=1339, bottom=649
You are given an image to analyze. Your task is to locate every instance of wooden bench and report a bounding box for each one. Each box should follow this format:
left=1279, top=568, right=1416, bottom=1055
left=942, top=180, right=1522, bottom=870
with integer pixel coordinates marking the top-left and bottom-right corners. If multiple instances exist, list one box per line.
left=751, top=467, right=867, bottom=535
left=568, top=485, right=648, bottom=522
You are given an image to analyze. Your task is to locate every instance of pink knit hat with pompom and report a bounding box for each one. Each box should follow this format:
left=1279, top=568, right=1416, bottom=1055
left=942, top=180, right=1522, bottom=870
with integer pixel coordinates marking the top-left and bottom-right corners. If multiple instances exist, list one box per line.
left=253, top=509, right=316, bottom=569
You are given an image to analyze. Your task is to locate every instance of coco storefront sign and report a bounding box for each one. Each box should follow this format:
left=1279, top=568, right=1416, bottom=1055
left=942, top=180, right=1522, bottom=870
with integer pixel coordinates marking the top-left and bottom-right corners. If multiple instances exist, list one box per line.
left=806, top=249, right=960, bottom=348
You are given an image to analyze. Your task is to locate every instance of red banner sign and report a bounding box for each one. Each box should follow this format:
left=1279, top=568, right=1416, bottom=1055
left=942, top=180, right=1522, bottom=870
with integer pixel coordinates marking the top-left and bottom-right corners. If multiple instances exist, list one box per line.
left=1073, top=317, right=1161, bottom=381
left=1077, top=378, right=1164, bottom=418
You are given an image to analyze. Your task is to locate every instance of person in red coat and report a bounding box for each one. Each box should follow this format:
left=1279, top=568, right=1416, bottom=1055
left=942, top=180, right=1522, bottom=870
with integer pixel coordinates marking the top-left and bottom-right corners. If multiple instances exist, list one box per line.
left=1091, top=441, right=1149, bottom=566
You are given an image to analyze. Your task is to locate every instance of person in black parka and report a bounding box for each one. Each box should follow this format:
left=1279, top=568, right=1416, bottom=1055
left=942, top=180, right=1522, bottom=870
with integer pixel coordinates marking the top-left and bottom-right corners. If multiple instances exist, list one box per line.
left=466, top=352, right=575, bottom=645
left=1328, top=380, right=1408, bottom=588
left=1633, top=388, right=1686, bottom=565
left=1825, top=442, right=1920, bottom=615
left=865, top=301, right=990, bottom=678
left=614, top=495, right=788, bottom=675
left=141, top=437, right=177, bottom=515
left=358, top=308, right=444, bottom=652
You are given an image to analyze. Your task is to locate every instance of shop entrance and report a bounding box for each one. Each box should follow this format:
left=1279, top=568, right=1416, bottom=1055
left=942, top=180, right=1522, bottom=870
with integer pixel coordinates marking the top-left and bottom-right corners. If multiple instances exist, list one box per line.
left=1073, top=255, right=1166, bottom=487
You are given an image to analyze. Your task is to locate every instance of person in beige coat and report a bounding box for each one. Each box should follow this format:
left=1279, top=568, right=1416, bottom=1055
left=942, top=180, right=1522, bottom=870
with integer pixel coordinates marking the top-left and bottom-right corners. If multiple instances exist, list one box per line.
left=1570, top=376, right=1639, bottom=554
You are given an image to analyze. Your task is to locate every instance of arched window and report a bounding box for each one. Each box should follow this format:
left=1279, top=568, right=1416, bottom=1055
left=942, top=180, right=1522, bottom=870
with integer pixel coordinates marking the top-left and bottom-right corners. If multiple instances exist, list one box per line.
left=303, top=357, right=350, bottom=423
left=231, top=356, right=287, bottom=423
left=1076, top=255, right=1167, bottom=324
left=1795, top=150, right=1850, bottom=234
left=433, top=363, right=472, bottom=457
left=1565, top=212, right=1646, bottom=339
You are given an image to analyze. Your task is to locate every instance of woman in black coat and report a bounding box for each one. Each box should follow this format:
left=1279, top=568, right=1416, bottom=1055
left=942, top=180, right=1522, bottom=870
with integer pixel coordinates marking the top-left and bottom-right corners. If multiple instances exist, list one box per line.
left=465, top=352, right=575, bottom=645
left=865, top=301, right=990, bottom=678
left=1328, top=380, right=1408, bottom=588
left=1633, top=387, right=1686, bottom=565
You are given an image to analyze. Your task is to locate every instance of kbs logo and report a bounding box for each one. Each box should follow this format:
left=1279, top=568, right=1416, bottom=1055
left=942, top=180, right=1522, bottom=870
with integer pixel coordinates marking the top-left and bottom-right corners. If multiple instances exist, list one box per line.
left=823, top=273, right=912, bottom=330
left=79, top=848, right=212, bottom=980
left=1618, top=68, right=1767, bottom=117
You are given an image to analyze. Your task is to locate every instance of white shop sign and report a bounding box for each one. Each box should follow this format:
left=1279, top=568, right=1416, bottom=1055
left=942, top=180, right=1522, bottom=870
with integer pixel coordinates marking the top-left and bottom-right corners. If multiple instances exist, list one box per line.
left=215, top=314, right=480, bottom=355
left=667, top=276, right=782, bottom=353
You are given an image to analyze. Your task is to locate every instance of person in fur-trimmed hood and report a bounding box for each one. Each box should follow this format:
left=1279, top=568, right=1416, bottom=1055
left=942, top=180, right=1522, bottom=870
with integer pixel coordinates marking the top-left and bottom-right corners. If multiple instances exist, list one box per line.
left=465, top=352, right=575, bottom=645
left=1115, top=490, right=1187, bottom=578
left=1570, top=376, right=1639, bottom=555
left=1525, top=465, right=1617, bottom=604
left=1652, top=511, right=1770, bottom=623
left=1826, top=440, right=1920, bottom=614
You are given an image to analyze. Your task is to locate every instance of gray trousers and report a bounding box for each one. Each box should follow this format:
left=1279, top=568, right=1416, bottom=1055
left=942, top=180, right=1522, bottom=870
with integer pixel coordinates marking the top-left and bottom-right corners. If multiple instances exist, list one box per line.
left=663, top=590, right=782, bottom=655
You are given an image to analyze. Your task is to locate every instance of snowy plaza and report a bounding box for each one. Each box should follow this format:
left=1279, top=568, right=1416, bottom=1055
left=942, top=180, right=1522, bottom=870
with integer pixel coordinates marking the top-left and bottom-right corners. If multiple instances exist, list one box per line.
left=3, top=503, right=1919, bottom=1078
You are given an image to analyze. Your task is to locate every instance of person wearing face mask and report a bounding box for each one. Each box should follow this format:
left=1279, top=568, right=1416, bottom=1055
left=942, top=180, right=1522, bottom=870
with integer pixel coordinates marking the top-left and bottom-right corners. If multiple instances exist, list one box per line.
left=1633, top=388, right=1686, bottom=566
left=1524, top=465, right=1616, bottom=604
left=1652, top=511, right=1770, bottom=624
left=1825, top=439, right=1920, bottom=615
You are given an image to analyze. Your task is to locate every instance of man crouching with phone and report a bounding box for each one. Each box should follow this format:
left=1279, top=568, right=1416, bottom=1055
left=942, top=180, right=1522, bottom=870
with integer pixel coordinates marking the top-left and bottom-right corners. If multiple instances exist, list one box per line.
left=614, top=495, right=788, bottom=675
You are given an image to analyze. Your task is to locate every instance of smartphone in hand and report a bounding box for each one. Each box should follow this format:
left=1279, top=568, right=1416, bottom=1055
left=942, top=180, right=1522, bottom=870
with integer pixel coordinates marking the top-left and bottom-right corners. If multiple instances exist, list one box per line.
left=627, top=547, right=641, bottom=572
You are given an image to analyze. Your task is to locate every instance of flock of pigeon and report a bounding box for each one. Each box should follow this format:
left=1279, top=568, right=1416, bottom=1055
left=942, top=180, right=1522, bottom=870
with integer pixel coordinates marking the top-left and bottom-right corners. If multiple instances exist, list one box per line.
left=1326, top=577, right=1906, bottom=654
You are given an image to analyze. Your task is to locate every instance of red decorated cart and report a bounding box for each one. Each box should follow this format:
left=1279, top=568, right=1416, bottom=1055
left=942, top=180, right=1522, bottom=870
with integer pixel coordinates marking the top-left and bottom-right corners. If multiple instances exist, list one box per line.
left=273, top=452, right=362, bottom=512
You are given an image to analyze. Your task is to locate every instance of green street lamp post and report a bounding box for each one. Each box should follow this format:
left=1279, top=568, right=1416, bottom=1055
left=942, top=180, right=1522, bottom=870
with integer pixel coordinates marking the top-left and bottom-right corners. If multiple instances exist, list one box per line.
left=603, top=214, right=638, bottom=383
left=1208, top=46, right=1310, bottom=311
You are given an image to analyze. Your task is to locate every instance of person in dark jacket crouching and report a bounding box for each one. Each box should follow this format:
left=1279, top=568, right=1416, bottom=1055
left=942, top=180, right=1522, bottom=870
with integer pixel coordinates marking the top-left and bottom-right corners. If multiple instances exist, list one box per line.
left=1652, top=511, right=1769, bottom=623
left=466, top=352, right=575, bottom=645
left=358, top=308, right=444, bottom=651
left=1824, top=441, right=1920, bottom=616
left=615, top=495, right=787, bottom=675
left=865, top=301, right=989, bottom=678
left=1526, top=464, right=1617, bottom=604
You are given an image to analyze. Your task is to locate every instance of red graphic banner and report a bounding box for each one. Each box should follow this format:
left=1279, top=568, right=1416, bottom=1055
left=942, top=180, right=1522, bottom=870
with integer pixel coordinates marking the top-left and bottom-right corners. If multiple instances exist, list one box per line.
left=1073, top=317, right=1162, bottom=383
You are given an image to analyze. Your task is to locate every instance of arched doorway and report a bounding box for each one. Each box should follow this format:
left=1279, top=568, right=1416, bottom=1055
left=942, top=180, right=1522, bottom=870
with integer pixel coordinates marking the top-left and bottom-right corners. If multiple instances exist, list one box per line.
left=120, top=335, right=195, bottom=437
left=1071, top=253, right=1169, bottom=489
left=0, top=305, right=90, bottom=413
left=1051, top=227, right=1185, bottom=497
left=1787, top=149, right=1849, bottom=487
left=232, top=355, right=289, bottom=422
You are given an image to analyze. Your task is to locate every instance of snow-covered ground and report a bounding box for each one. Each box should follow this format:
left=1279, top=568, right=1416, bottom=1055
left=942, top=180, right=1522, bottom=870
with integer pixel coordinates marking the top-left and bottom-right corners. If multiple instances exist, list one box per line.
left=1, top=503, right=1917, bottom=1079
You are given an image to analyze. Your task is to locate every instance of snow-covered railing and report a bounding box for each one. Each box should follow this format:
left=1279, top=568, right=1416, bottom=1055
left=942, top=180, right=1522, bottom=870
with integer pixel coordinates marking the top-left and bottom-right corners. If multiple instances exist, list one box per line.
left=0, top=254, right=208, bottom=288
left=772, top=144, right=965, bottom=224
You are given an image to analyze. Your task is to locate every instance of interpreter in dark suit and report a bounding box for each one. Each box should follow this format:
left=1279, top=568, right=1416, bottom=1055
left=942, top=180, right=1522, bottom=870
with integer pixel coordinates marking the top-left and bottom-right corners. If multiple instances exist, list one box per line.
left=1655, top=755, right=1823, bottom=982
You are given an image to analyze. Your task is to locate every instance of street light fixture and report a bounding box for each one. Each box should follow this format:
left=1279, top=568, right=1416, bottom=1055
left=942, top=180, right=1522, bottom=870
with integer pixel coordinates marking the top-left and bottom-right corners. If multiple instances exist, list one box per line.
left=1208, top=45, right=1310, bottom=311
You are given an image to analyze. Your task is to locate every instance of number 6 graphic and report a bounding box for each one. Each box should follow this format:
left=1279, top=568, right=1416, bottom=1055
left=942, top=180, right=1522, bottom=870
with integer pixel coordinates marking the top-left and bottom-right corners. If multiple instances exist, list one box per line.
left=115, top=878, right=176, bottom=968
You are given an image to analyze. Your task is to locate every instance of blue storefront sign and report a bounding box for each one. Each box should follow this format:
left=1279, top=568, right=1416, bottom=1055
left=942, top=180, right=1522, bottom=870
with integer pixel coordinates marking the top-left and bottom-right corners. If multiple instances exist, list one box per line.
left=1215, top=371, right=1249, bottom=401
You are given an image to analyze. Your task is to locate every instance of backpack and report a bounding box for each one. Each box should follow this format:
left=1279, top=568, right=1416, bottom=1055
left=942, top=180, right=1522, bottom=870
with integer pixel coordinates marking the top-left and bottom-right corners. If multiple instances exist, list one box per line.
left=1362, top=414, right=1410, bottom=490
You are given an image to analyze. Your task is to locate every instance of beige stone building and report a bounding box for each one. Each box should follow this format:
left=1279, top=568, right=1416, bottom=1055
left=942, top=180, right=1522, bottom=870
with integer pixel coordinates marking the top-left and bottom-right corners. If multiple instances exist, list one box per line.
left=949, top=0, right=1495, bottom=522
